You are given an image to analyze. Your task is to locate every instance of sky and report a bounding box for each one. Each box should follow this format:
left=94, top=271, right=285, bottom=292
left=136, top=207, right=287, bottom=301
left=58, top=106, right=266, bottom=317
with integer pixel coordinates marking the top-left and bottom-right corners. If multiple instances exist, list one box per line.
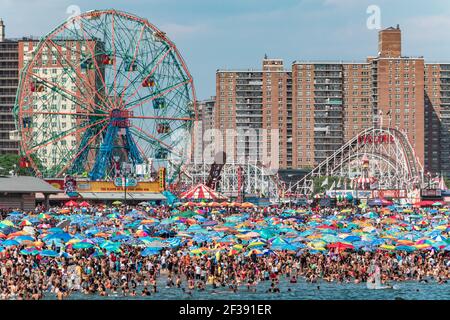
left=1, top=0, right=450, bottom=99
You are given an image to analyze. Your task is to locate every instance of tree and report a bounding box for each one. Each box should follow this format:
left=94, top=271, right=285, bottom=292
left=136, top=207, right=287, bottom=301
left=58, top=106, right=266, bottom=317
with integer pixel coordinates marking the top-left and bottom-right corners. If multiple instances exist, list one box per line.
left=0, top=154, right=36, bottom=176
left=312, top=176, right=341, bottom=195
left=444, top=177, right=450, bottom=190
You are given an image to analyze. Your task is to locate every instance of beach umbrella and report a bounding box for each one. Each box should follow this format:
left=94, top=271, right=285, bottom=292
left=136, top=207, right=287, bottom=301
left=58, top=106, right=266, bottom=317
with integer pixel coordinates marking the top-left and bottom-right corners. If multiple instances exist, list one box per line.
left=44, top=233, right=72, bottom=242
left=241, top=202, right=256, bottom=208
left=0, top=220, right=14, bottom=227
left=38, top=214, right=51, bottom=220
left=145, top=240, right=168, bottom=249
left=72, top=242, right=95, bottom=249
left=56, top=219, right=70, bottom=229
left=65, top=200, right=78, bottom=207
left=414, top=200, right=435, bottom=207
left=344, top=235, right=361, bottom=242
left=112, top=201, right=122, bottom=205
left=141, top=247, right=161, bottom=256
left=40, top=250, right=59, bottom=257
left=14, top=235, right=35, bottom=243
left=20, top=248, right=40, bottom=256
left=395, top=245, right=416, bottom=252
left=327, top=242, right=354, bottom=251
left=380, top=244, right=395, bottom=250
left=202, top=220, right=218, bottom=227
left=208, top=202, right=220, bottom=207
left=431, top=235, right=447, bottom=242
left=22, top=226, right=35, bottom=236
left=248, top=241, right=266, bottom=248
left=414, top=244, right=432, bottom=250
left=2, top=239, right=19, bottom=247
left=19, top=220, right=32, bottom=227
left=432, top=202, right=443, bottom=206
left=79, top=201, right=90, bottom=207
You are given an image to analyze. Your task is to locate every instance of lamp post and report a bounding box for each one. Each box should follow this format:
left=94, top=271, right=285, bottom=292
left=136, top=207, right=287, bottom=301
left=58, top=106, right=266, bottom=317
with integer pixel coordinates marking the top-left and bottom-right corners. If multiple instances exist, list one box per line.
left=122, top=162, right=131, bottom=208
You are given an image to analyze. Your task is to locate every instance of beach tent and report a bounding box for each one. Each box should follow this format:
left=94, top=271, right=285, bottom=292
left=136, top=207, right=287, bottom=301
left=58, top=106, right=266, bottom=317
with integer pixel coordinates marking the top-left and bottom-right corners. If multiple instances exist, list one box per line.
left=180, top=184, right=228, bottom=200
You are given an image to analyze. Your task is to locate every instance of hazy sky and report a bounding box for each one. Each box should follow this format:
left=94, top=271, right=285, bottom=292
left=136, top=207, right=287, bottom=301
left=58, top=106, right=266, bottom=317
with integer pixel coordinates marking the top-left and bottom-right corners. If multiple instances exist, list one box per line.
left=2, top=0, right=450, bottom=99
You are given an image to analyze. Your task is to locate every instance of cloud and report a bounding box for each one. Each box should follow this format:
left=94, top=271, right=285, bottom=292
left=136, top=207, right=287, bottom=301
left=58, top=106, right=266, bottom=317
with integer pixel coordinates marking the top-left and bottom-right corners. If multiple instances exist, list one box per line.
left=400, top=14, right=450, bottom=59
left=404, top=15, right=450, bottom=39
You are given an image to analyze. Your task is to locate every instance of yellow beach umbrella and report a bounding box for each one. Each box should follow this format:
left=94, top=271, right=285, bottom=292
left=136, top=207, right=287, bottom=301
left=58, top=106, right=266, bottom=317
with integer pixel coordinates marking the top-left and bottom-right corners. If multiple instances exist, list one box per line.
left=232, top=244, right=243, bottom=251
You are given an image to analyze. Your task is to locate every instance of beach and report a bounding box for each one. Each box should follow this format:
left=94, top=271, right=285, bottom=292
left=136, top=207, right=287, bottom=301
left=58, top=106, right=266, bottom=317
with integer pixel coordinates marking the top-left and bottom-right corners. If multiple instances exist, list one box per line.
left=0, top=202, right=448, bottom=300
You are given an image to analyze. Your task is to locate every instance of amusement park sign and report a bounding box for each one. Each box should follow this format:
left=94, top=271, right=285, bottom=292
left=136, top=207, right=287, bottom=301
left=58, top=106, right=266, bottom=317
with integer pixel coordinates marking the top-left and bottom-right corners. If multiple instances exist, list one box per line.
left=358, top=134, right=394, bottom=144
left=372, top=189, right=407, bottom=198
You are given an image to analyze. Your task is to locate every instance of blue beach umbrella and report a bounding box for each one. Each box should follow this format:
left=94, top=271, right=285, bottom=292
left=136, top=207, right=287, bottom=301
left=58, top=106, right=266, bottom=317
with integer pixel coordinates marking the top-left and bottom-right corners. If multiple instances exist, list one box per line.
left=14, top=235, right=35, bottom=243
left=20, top=248, right=40, bottom=255
left=40, top=250, right=59, bottom=257
left=3, top=239, right=19, bottom=247
left=72, top=242, right=95, bottom=249
left=141, top=247, right=161, bottom=256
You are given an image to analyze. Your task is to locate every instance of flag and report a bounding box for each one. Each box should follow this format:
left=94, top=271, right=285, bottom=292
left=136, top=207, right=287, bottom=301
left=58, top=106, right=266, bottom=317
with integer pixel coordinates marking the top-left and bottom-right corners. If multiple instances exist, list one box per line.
left=321, top=177, right=329, bottom=188
left=439, top=176, right=447, bottom=190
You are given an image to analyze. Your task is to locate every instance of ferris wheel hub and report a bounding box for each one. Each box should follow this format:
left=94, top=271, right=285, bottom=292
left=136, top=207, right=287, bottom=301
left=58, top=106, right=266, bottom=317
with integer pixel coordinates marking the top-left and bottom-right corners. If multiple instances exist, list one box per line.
left=110, top=109, right=132, bottom=127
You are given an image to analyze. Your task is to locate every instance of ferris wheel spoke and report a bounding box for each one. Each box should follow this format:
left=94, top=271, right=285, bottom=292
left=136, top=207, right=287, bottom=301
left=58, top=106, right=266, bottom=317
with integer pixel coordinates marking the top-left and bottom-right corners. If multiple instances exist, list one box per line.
left=56, top=123, right=109, bottom=176
left=121, top=45, right=173, bottom=108
left=25, top=118, right=108, bottom=155
left=125, top=78, right=191, bottom=111
left=129, top=115, right=193, bottom=121
left=111, top=14, right=116, bottom=95
left=120, top=25, right=145, bottom=102
left=76, top=18, right=113, bottom=108
left=26, top=72, right=99, bottom=114
left=46, top=38, right=111, bottom=113
left=29, top=111, right=107, bottom=117
left=130, top=125, right=182, bottom=158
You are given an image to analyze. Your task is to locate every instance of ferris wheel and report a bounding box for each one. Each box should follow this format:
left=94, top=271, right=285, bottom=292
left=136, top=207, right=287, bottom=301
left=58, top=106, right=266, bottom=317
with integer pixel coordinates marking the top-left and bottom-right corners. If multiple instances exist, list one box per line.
left=15, top=9, right=197, bottom=180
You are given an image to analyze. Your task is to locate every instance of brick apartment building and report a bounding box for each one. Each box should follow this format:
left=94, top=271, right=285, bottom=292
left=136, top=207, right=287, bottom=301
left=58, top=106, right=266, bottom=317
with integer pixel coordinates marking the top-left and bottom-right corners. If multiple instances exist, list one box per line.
left=213, top=26, right=450, bottom=178
left=0, top=19, right=19, bottom=154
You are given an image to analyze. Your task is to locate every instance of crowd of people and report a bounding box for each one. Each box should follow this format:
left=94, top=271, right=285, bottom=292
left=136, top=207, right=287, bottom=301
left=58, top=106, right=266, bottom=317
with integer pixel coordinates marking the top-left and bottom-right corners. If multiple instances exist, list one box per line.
left=0, top=201, right=448, bottom=300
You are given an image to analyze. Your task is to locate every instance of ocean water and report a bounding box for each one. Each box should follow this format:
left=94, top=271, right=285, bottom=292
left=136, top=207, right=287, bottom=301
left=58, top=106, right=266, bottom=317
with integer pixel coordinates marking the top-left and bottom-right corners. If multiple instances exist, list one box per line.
left=42, top=277, right=450, bottom=300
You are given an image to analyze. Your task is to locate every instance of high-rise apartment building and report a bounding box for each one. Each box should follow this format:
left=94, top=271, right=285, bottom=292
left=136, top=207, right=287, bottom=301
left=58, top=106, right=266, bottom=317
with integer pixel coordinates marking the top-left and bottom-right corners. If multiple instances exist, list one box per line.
left=424, top=63, right=450, bottom=175
left=194, top=96, right=215, bottom=162
left=0, top=19, right=19, bottom=154
left=214, top=26, right=450, bottom=177
left=214, top=59, right=288, bottom=167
